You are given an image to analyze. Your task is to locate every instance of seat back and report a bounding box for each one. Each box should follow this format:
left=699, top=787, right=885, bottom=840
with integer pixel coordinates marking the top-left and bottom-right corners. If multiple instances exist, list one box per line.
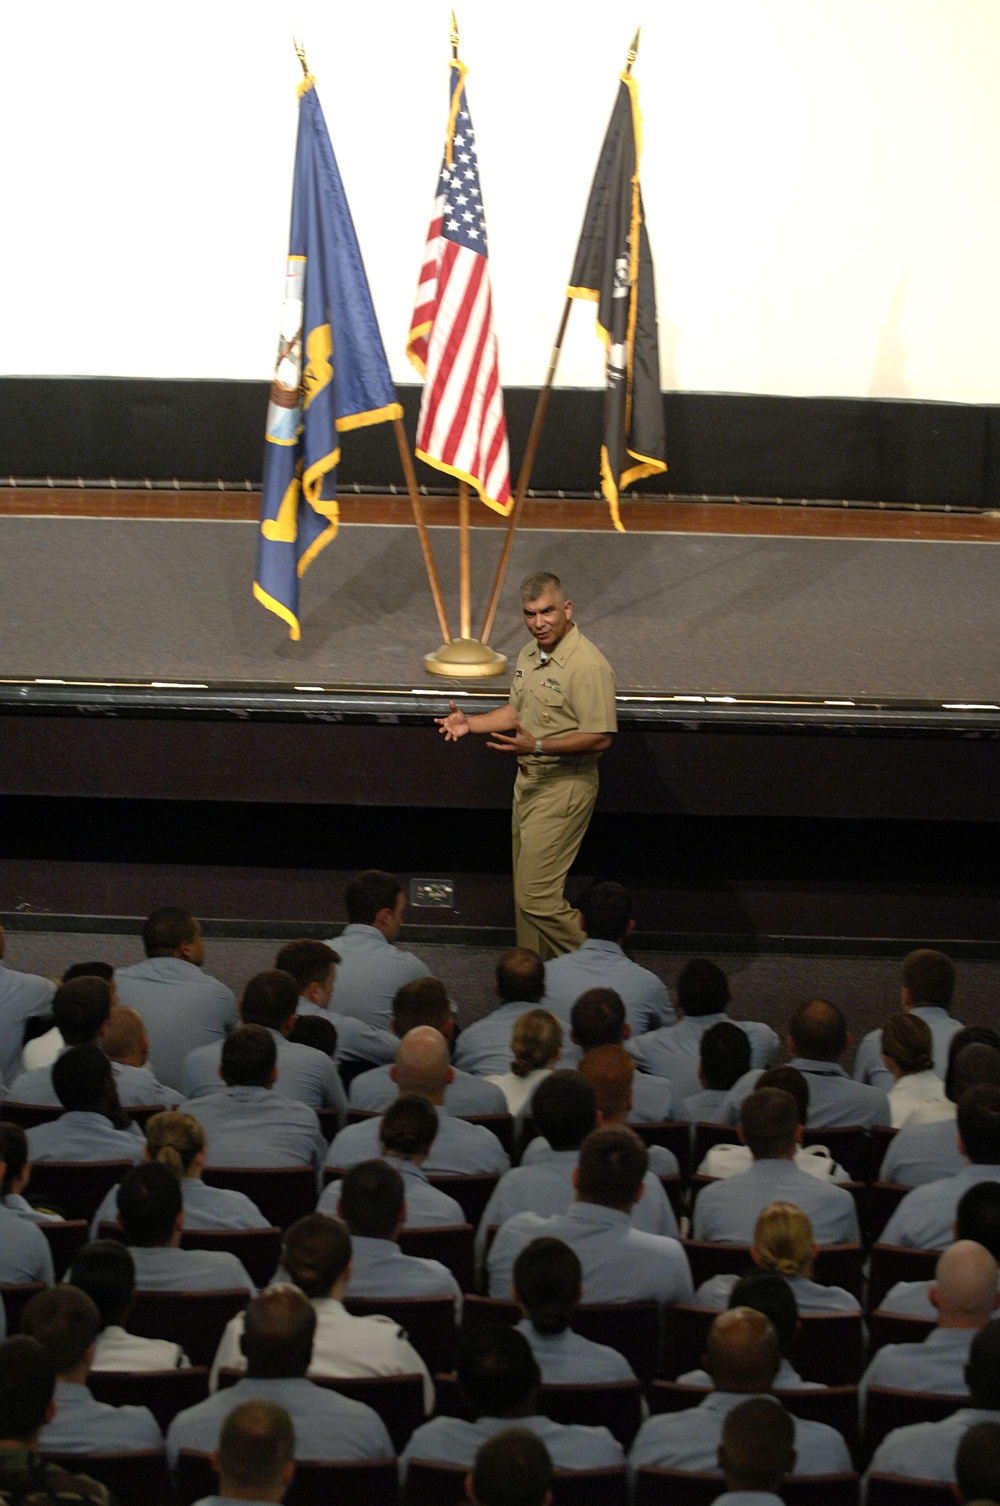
left=181, top=1226, right=283, bottom=1288
left=41, top=1449, right=172, bottom=1506
left=801, top=1126, right=872, bottom=1183
left=460, top=1294, right=659, bottom=1383
left=128, top=1105, right=172, bottom=1130
left=792, top=1312, right=865, bottom=1385
left=201, top=1165, right=316, bottom=1229
left=176, top=1450, right=399, bottom=1506
left=868, top=1244, right=938, bottom=1313
left=865, top=1474, right=957, bottom=1506
left=866, top=1310, right=936, bottom=1353
left=343, top=1294, right=458, bottom=1375
left=316, top=1107, right=340, bottom=1142
left=27, top=1161, right=135, bottom=1221
left=87, top=1367, right=210, bottom=1430
left=680, top=1240, right=754, bottom=1289
left=37, top=1219, right=89, bottom=1280
left=632, top=1121, right=691, bottom=1180
left=128, top=1288, right=251, bottom=1368
left=425, top=1174, right=499, bottom=1227
left=658, top=1175, right=685, bottom=1222
left=869, top=1125, right=898, bottom=1173
left=863, top=1388, right=967, bottom=1462
left=406, top=1459, right=628, bottom=1506
left=432, top=1371, right=643, bottom=1446
left=0, top=1103, right=63, bottom=1130
left=868, top=1183, right=910, bottom=1243
left=635, top=1469, right=859, bottom=1506
left=647, top=1381, right=860, bottom=1453
left=0, top=1283, right=46, bottom=1333
left=691, top=1123, right=739, bottom=1169
left=397, top=1224, right=474, bottom=1293
left=217, top=1366, right=425, bottom=1452
left=463, top=1114, right=514, bottom=1158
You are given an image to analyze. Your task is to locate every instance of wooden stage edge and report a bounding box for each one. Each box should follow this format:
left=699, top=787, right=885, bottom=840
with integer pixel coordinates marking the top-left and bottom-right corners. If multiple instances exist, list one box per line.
left=3, top=489, right=1000, bottom=543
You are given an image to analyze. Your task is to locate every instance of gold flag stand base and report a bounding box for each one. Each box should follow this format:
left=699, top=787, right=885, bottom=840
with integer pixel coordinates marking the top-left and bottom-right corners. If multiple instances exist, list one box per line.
left=424, top=638, right=508, bottom=678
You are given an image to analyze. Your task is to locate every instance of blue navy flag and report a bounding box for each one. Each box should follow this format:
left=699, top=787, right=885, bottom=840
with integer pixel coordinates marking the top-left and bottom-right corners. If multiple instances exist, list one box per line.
left=255, top=75, right=401, bottom=640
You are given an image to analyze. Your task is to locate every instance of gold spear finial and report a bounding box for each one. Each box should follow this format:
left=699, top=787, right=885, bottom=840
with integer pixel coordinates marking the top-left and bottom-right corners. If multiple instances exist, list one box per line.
left=625, top=27, right=640, bottom=74
left=450, top=11, right=460, bottom=60
left=292, top=30, right=310, bottom=79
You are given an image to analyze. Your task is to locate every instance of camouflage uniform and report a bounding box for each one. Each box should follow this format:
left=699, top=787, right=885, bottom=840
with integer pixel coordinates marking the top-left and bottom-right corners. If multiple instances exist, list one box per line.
left=0, top=1449, right=113, bottom=1506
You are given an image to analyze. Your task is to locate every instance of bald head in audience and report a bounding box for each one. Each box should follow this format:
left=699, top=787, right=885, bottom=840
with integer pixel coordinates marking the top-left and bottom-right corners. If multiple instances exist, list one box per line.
left=213, top=1399, right=296, bottom=1503
left=703, top=1307, right=781, bottom=1394
left=931, top=1240, right=1000, bottom=1328
left=392, top=1026, right=453, bottom=1103
left=787, top=1000, right=850, bottom=1063
left=100, top=1006, right=149, bottom=1068
left=718, top=1396, right=796, bottom=1495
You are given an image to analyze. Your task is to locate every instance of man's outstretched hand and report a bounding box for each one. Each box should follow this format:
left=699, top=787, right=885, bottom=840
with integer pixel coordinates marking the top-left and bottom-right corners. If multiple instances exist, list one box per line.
left=486, top=728, right=535, bottom=755
left=435, top=701, right=470, bottom=741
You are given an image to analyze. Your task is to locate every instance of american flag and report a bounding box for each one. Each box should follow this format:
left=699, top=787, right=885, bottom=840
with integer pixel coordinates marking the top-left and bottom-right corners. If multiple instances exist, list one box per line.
left=406, top=61, right=511, bottom=516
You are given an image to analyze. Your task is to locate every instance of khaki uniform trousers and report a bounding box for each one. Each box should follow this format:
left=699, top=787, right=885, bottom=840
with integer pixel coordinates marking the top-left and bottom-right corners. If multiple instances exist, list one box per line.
left=511, top=759, right=599, bottom=960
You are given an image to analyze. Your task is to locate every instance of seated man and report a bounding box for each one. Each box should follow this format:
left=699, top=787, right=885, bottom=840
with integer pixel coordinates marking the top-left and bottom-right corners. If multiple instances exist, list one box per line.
left=628, top=1307, right=852, bottom=1477
left=334, top=1159, right=462, bottom=1316
left=276, top=937, right=396, bottom=1071
left=0, top=1123, right=63, bottom=1226
left=880, top=1083, right=1000, bottom=1250
left=629, top=960, right=779, bottom=1102
left=469, top=1428, right=553, bottom=1506
left=859, top=1239, right=999, bottom=1426
left=318, top=1095, right=465, bottom=1227
left=22, top=960, right=116, bottom=1073
left=211, top=1400, right=295, bottom=1506
left=399, top=1324, right=624, bottom=1482
left=512, top=1237, right=639, bottom=1384
left=692, top=1088, right=860, bottom=1245
left=325, top=1029, right=510, bottom=1176
left=350, top=977, right=506, bottom=1115
left=880, top=1037, right=1000, bottom=1187
left=680, top=1021, right=753, bottom=1124
left=865, top=1321, right=1000, bottom=1486
left=115, top=907, right=238, bottom=1091
left=454, top=951, right=549, bottom=1079
left=0, top=924, right=57, bottom=1084
left=487, top=1127, right=693, bottom=1303
left=26, top=1044, right=146, bottom=1166
left=182, top=969, right=346, bottom=1118
left=117, top=1161, right=255, bottom=1293
left=568, top=988, right=674, bottom=1121
left=0, top=1131, right=54, bottom=1283
left=715, top=1395, right=797, bottom=1505
left=880, top=1182, right=1000, bottom=1317
left=209, top=1212, right=433, bottom=1409
left=68, top=1239, right=187, bottom=1370
left=167, top=1286, right=393, bottom=1468
left=541, top=882, right=674, bottom=1037
left=7, top=976, right=115, bottom=1105
left=179, top=1025, right=327, bottom=1172
left=98, top=1006, right=183, bottom=1109
left=677, top=1270, right=825, bottom=1391
left=577, top=1047, right=680, bottom=1183
left=0, top=1335, right=117, bottom=1506
left=697, top=1067, right=850, bottom=1184
left=719, top=999, right=891, bottom=1129
left=20, top=1286, right=163, bottom=1452
left=324, top=869, right=431, bottom=1034
left=477, top=1073, right=677, bottom=1276
left=854, top=948, right=965, bottom=1091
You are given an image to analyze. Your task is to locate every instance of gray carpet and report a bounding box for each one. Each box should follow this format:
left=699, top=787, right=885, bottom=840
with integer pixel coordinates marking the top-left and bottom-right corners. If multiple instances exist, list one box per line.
left=2, top=517, right=999, bottom=698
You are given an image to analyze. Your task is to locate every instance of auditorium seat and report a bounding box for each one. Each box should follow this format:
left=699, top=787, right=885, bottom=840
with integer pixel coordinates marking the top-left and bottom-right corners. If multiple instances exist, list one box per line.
left=862, top=1387, right=967, bottom=1463
left=634, top=1468, right=859, bottom=1506
left=866, top=1310, right=936, bottom=1354
left=217, top=1366, right=425, bottom=1452
left=343, top=1294, right=458, bottom=1376
left=99, top=1220, right=283, bottom=1290
left=42, top=1449, right=171, bottom=1506
left=424, top=1173, right=499, bottom=1227
left=868, top=1245, right=937, bottom=1313
left=865, top=1474, right=956, bottom=1506
left=868, top=1183, right=910, bottom=1243
left=0, top=1283, right=46, bottom=1333
left=680, top=1240, right=863, bottom=1297
left=632, top=1121, right=691, bottom=1180
left=406, top=1459, right=629, bottom=1506
left=175, top=1450, right=399, bottom=1506
left=647, top=1381, right=860, bottom=1453
left=397, top=1223, right=474, bottom=1293
left=87, top=1367, right=210, bottom=1430
left=38, top=1218, right=89, bottom=1280
left=201, top=1165, right=316, bottom=1229
left=27, top=1160, right=134, bottom=1221
left=316, top=1107, right=341, bottom=1143
left=690, top=1123, right=739, bottom=1168
left=460, top=1294, right=661, bottom=1382
left=128, top=1288, right=251, bottom=1368
left=0, top=1103, right=63, bottom=1130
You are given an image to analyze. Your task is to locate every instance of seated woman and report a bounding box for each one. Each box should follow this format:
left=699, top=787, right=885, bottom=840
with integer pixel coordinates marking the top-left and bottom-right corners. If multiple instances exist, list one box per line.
left=0, top=1122, right=64, bottom=1223
left=88, top=1110, right=271, bottom=1238
left=882, top=1011, right=948, bottom=1128
left=693, top=1200, right=861, bottom=1313
left=486, top=1009, right=562, bottom=1118
left=512, top=1235, right=639, bottom=1384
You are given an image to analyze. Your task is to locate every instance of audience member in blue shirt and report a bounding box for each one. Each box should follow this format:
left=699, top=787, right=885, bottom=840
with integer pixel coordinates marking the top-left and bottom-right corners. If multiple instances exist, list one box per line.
left=469, top=1429, right=554, bottom=1506
left=0, top=926, right=56, bottom=1082
left=511, top=1235, right=638, bottom=1384
left=455, top=950, right=551, bottom=1080
left=955, top=1418, right=1000, bottom=1506
left=713, top=1395, right=797, bottom=1506
left=27, top=1044, right=146, bottom=1167
left=542, top=882, right=674, bottom=1037
left=335, top=1158, right=463, bottom=1316
left=878, top=1181, right=1000, bottom=1319
left=116, top=1161, right=255, bottom=1293
left=566, top=989, right=673, bottom=1121
left=678, top=1269, right=826, bottom=1391
left=7, top=976, right=115, bottom=1106
left=318, top=1095, right=465, bottom=1228
left=880, top=1083, right=1000, bottom=1250
left=680, top=1021, right=753, bottom=1124
left=323, top=870, right=431, bottom=1034
left=853, top=948, right=964, bottom=1092
left=195, top=1397, right=296, bottom=1506
left=880, top=1038, right=1000, bottom=1186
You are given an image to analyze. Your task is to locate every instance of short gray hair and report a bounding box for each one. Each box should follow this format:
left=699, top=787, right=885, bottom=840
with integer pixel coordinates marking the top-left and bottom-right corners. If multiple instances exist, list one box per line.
left=519, top=571, right=562, bottom=602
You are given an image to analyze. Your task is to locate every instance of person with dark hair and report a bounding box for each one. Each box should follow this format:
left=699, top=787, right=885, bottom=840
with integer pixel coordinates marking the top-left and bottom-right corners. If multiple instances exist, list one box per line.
left=511, top=1237, right=637, bottom=1384
left=697, top=1067, right=851, bottom=1185
left=318, top=1094, right=465, bottom=1227
left=285, top=1013, right=337, bottom=1056
left=693, top=1088, right=860, bottom=1245
left=454, top=951, right=549, bottom=1078
left=881, top=1012, right=949, bottom=1126
left=469, top=1428, right=554, bottom=1506
left=400, top=1323, right=624, bottom=1481
left=0, top=925, right=56, bottom=1084
left=880, top=1181, right=1000, bottom=1318
left=22, top=962, right=118, bottom=1074
left=332, top=1159, right=462, bottom=1314
left=541, top=882, right=674, bottom=1036
left=0, top=1335, right=112, bottom=1506
left=0, top=1122, right=63, bottom=1226
left=210, top=1400, right=296, bottom=1505
left=182, top=969, right=347, bottom=1117
left=476, top=1072, right=678, bottom=1277
left=853, top=948, right=963, bottom=1092
left=26, top=1044, right=146, bottom=1166
left=280, top=937, right=398, bottom=1073
left=351, top=976, right=506, bottom=1115
left=7, top=976, right=114, bottom=1107
left=630, top=959, right=779, bottom=1102
left=20, top=1286, right=162, bottom=1452
left=115, top=1161, right=255, bottom=1293
left=325, top=1028, right=510, bottom=1176
left=880, top=1034, right=1000, bottom=1188
left=680, top=1021, right=753, bottom=1123
left=166, top=1286, right=393, bottom=1469
left=955, top=1418, right=1000, bottom=1505
left=115, top=907, right=238, bottom=1091
left=716, top=1395, right=797, bottom=1503
left=488, top=1127, right=693, bottom=1303
left=628, top=1308, right=851, bottom=1478
left=719, top=998, right=891, bottom=1129
left=68, top=1239, right=187, bottom=1370
left=178, top=1024, right=327, bottom=1171
left=322, top=870, right=431, bottom=1034
left=693, top=1202, right=860, bottom=1318
left=568, top=988, right=674, bottom=1122
left=0, top=1127, right=54, bottom=1286
left=881, top=1083, right=1000, bottom=1249
left=436, top=572, right=617, bottom=960
left=865, top=1321, right=1000, bottom=1487
left=209, top=1212, right=433, bottom=1407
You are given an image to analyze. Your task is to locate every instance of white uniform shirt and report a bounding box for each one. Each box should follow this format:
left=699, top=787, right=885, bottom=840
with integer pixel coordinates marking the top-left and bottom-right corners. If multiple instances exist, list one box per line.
left=888, top=1071, right=950, bottom=1129
left=114, top=957, right=238, bottom=1091
left=91, top=1324, right=187, bottom=1371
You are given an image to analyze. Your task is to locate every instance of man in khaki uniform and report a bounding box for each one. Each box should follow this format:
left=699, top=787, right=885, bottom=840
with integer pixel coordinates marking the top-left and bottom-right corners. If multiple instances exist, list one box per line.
left=436, top=572, right=617, bottom=958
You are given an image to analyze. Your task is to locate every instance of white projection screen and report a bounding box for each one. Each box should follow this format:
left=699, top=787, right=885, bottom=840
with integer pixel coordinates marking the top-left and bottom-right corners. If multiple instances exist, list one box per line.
left=2, top=0, right=998, bottom=403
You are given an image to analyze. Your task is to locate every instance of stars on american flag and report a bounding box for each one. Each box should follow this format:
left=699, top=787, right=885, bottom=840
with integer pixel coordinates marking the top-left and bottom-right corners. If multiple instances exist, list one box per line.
left=435, top=93, right=488, bottom=255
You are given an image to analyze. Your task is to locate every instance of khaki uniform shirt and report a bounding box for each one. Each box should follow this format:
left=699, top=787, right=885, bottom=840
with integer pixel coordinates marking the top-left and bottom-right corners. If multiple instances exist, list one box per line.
left=509, top=623, right=617, bottom=766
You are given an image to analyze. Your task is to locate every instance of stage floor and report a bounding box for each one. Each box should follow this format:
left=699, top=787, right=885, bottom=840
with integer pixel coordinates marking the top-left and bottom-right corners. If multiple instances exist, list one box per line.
left=1, top=513, right=999, bottom=703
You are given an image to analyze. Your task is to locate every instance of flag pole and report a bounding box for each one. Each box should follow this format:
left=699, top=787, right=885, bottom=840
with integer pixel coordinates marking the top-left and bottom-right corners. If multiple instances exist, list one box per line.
left=478, top=27, right=641, bottom=646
